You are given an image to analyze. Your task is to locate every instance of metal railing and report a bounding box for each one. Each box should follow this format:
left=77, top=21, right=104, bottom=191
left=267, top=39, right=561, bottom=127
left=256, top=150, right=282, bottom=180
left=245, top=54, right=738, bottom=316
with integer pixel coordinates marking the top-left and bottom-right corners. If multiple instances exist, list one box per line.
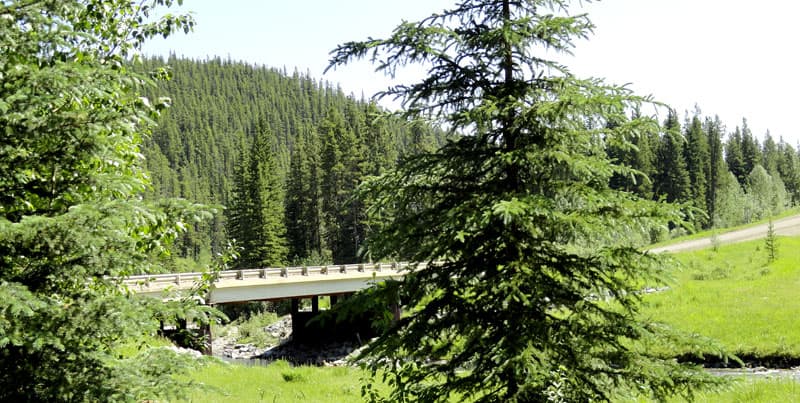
left=122, top=261, right=417, bottom=290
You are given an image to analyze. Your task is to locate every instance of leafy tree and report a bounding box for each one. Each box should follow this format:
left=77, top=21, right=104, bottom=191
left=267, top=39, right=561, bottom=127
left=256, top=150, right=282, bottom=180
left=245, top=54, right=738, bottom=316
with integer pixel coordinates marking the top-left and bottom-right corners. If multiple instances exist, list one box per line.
left=0, top=0, right=220, bottom=401
left=747, top=164, right=787, bottom=220
left=715, top=172, right=747, bottom=227
left=329, top=0, right=719, bottom=401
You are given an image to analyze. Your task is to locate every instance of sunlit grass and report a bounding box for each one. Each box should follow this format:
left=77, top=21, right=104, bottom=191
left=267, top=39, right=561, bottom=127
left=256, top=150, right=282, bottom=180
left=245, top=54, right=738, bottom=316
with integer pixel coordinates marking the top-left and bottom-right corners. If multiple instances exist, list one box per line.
left=642, top=236, right=800, bottom=357
left=181, top=360, right=377, bottom=403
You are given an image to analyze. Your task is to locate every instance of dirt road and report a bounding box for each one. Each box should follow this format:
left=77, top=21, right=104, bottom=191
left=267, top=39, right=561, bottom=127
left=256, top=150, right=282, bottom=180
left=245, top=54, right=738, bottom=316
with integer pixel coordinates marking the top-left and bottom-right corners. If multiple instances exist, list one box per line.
left=648, top=213, right=800, bottom=253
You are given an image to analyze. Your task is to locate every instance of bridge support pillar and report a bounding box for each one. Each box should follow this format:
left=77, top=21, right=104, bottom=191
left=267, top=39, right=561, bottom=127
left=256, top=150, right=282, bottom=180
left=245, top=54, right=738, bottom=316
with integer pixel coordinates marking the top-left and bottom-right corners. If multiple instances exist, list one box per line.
left=311, top=296, right=319, bottom=313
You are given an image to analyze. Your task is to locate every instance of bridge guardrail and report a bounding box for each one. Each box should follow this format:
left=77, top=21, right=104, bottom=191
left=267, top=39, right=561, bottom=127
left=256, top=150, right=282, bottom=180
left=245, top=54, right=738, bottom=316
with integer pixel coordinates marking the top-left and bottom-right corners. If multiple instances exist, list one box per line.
left=121, top=261, right=418, bottom=292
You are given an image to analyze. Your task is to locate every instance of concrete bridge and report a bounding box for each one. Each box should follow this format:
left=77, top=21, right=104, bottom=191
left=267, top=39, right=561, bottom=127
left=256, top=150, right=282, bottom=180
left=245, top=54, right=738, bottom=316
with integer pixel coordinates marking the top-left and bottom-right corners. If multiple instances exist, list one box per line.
left=124, top=261, right=415, bottom=303
left=124, top=262, right=418, bottom=352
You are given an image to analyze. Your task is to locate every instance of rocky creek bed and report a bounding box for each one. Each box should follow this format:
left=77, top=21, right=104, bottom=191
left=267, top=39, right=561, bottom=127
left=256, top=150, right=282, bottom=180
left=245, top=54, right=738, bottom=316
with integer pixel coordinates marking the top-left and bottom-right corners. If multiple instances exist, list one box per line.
left=212, top=315, right=362, bottom=366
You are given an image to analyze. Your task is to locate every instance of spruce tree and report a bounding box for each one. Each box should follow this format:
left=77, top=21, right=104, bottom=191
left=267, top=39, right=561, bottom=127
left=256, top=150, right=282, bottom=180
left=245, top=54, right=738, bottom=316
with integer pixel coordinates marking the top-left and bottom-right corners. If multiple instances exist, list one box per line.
left=654, top=110, right=691, bottom=204
left=725, top=126, right=747, bottom=185
left=0, top=1, right=218, bottom=400
left=320, top=108, right=367, bottom=264
left=704, top=116, right=727, bottom=226
left=227, top=121, right=288, bottom=268
left=684, top=113, right=710, bottom=227
left=329, top=0, right=719, bottom=400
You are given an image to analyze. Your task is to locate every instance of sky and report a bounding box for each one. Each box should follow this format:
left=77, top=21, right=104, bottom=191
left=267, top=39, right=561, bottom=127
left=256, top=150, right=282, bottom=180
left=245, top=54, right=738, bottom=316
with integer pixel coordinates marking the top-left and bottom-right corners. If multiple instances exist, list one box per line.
left=144, top=0, right=800, bottom=145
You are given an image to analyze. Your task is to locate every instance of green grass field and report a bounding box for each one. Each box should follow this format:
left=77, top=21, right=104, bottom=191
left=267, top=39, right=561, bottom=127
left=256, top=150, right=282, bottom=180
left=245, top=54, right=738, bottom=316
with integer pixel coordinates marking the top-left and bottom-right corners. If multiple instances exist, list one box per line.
left=182, top=360, right=375, bottom=403
left=641, top=236, right=800, bottom=358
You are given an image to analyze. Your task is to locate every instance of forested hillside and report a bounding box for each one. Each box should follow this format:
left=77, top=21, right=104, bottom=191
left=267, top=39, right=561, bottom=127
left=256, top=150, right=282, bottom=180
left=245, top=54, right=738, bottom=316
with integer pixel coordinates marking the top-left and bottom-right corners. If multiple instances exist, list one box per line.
left=139, top=56, right=800, bottom=269
left=138, top=56, right=443, bottom=268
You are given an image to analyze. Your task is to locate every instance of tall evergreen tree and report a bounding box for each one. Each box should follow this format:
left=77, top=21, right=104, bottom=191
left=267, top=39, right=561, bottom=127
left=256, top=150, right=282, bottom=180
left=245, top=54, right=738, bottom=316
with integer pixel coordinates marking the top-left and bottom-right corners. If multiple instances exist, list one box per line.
left=777, top=139, right=800, bottom=203
left=284, top=125, right=324, bottom=262
left=725, top=126, right=746, bottom=184
left=740, top=118, right=761, bottom=176
left=329, top=0, right=718, bottom=400
left=227, top=121, right=288, bottom=268
left=704, top=116, right=727, bottom=226
left=761, top=131, right=780, bottom=175
left=684, top=113, right=710, bottom=227
left=320, top=108, right=367, bottom=264
left=654, top=110, right=691, bottom=203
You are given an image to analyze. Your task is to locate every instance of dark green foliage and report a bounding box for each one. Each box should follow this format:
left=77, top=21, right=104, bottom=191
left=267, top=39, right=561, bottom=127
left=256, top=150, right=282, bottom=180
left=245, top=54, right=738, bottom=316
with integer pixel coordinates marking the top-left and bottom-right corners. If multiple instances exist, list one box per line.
left=725, top=127, right=747, bottom=184
left=740, top=119, right=762, bottom=177
left=0, top=0, right=219, bottom=400
left=321, top=108, right=368, bottom=264
left=329, top=0, right=720, bottom=401
left=654, top=110, right=691, bottom=204
left=285, top=127, right=324, bottom=262
left=776, top=139, right=800, bottom=203
left=137, top=57, right=445, bottom=266
left=684, top=113, right=710, bottom=227
left=704, top=116, right=727, bottom=226
left=227, top=122, right=288, bottom=268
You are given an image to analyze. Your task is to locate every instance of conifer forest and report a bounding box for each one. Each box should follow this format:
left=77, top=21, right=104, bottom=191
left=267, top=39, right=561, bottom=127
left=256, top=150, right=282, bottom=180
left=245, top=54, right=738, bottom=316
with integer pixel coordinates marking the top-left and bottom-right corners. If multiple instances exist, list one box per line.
left=141, top=56, right=800, bottom=270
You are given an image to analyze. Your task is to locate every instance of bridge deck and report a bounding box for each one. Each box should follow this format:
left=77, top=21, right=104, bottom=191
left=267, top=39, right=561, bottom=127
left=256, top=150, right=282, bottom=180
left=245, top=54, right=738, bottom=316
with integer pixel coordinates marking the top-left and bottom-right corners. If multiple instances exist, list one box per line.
left=124, top=262, right=417, bottom=304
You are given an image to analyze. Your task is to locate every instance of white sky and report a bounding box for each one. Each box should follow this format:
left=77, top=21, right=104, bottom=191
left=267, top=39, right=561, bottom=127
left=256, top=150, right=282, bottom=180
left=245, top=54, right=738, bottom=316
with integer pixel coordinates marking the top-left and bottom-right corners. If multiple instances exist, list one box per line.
left=144, top=0, right=800, bottom=145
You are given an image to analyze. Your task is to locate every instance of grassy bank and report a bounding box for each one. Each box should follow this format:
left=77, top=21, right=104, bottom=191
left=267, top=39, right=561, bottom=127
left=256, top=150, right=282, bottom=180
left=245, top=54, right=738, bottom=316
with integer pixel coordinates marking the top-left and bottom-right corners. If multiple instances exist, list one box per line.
left=182, top=360, right=376, bottom=403
left=641, top=236, right=800, bottom=359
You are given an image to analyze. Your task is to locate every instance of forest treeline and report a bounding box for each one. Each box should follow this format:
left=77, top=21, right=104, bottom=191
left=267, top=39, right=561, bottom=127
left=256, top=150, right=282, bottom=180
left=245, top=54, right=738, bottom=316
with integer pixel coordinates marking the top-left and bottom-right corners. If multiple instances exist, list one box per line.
left=141, top=56, right=799, bottom=269
left=138, top=56, right=444, bottom=269
left=609, top=108, right=798, bottom=239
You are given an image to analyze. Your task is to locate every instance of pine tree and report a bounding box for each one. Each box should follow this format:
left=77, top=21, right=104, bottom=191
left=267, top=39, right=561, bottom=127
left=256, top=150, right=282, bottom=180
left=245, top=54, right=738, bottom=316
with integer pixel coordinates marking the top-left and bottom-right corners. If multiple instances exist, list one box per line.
left=328, top=0, right=719, bottom=400
left=777, top=139, right=800, bottom=203
left=684, top=113, right=710, bottom=227
left=725, top=126, right=747, bottom=185
left=227, top=121, right=288, bottom=268
left=654, top=110, right=691, bottom=203
left=740, top=119, right=762, bottom=176
left=285, top=125, right=324, bottom=262
left=704, top=116, right=727, bottom=226
left=320, top=108, right=367, bottom=264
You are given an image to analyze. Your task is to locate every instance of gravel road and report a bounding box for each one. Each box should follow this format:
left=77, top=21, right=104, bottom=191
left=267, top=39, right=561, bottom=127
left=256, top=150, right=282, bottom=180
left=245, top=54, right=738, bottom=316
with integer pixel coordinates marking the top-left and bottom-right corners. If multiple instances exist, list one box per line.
left=649, top=214, right=800, bottom=253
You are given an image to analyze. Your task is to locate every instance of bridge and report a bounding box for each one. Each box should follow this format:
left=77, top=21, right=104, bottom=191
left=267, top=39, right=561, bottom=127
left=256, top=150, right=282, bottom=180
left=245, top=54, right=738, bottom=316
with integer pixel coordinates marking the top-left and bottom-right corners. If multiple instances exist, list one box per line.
left=125, top=262, right=419, bottom=352
left=124, top=261, right=416, bottom=303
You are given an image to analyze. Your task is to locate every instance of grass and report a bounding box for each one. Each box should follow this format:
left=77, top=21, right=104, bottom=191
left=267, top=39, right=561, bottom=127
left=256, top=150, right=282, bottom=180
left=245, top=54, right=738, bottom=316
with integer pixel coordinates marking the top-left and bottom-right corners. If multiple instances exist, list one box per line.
left=181, top=360, right=376, bottom=402
left=181, top=360, right=800, bottom=402
left=641, top=236, right=800, bottom=357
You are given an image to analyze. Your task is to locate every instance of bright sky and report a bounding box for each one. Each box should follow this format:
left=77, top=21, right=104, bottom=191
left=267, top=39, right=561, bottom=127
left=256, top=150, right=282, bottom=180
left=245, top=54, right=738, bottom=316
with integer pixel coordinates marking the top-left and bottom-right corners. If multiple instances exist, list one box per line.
left=144, top=0, right=800, bottom=145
